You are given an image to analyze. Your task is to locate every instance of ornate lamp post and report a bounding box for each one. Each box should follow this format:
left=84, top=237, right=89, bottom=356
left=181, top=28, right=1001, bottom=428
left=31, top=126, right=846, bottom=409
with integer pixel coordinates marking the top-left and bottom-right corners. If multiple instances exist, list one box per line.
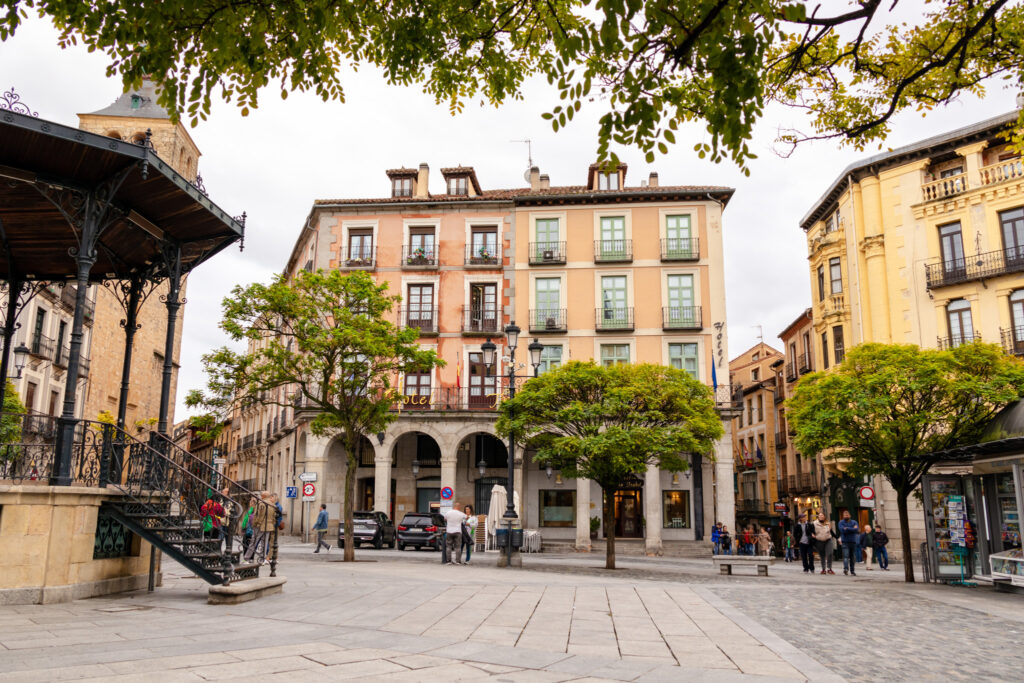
left=482, top=326, right=543, bottom=567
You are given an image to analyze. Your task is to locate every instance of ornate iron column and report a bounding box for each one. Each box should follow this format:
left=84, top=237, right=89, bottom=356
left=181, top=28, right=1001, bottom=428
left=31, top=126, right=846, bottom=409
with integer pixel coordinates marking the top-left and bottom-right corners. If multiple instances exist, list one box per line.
left=157, top=242, right=184, bottom=435
left=0, top=275, right=23, bottom=410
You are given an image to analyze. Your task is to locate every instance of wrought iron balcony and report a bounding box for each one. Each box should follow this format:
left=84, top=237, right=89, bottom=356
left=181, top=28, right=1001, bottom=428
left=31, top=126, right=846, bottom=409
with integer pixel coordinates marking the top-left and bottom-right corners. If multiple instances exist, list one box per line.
left=662, top=306, right=702, bottom=330
left=529, top=308, right=567, bottom=333
left=774, top=387, right=785, bottom=404
left=529, top=241, right=566, bottom=265
left=29, top=335, right=54, bottom=359
left=714, top=384, right=742, bottom=411
left=398, top=307, right=439, bottom=335
left=338, top=246, right=376, bottom=269
left=241, top=434, right=255, bottom=450
left=53, top=345, right=69, bottom=368
left=465, top=244, right=501, bottom=267
left=737, top=499, right=768, bottom=514
left=798, top=471, right=819, bottom=492
left=392, top=386, right=507, bottom=412
left=925, top=246, right=1024, bottom=289
left=401, top=245, right=438, bottom=269
left=922, top=172, right=967, bottom=202
left=660, top=238, right=699, bottom=261
left=77, top=354, right=90, bottom=377
left=785, top=363, right=797, bottom=382
left=595, top=307, right=634, bottom=331
left=787, top=474, right=797, bottom=493
left=797, top=352, right=812, bottom=374
left=1001, top=326, right=1024, bottom=357
left=775, top=431, right=787, bottom=448
left=936, top=333, right=981, bottom=350
left=461, top=307, right=500, bottom=335
left=594, top=239, right=632, bottom=263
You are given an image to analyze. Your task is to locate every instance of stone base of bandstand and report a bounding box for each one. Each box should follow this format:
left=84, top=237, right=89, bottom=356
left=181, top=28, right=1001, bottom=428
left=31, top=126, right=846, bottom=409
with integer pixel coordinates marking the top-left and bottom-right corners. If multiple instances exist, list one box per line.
left=208, top=575, right=286, bottom=604
left=0, top=484, right=160, bottom=605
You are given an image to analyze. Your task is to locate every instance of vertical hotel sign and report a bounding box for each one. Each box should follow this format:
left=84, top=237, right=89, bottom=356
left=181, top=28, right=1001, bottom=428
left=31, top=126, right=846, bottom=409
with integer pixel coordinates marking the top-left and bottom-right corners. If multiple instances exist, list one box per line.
left=713, top=321, right=725, bottom=369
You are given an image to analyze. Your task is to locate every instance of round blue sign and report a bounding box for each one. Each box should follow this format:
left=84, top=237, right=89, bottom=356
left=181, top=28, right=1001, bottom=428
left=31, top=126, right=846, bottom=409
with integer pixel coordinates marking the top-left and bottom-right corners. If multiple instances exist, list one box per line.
left=441, top=486, right=454, bottom=500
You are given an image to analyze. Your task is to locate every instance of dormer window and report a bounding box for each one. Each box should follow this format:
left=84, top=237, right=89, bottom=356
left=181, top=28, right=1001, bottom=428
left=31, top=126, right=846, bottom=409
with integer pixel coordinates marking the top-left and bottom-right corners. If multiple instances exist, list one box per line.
left=393, top=177, right=412, bottom=197
left=130, top=94, right=142, bottom=110
left=448, top=176, right=468, bottom=195
left=598, top=172, right=619, bottom=191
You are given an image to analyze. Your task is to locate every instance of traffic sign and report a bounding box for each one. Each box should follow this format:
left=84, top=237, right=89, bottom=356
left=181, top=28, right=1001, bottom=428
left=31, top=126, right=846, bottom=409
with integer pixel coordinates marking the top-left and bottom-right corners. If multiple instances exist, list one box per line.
left=213, top=457, right=226, bottom=466
left=859, top=485, right=875, bottom=500
left=285, top=486, right=298, bottom=499
left=302, top=482, right=316, bottom=500
left=440, top=486, right=453, bottom=500
left=299, top=472, right=317, bottom=482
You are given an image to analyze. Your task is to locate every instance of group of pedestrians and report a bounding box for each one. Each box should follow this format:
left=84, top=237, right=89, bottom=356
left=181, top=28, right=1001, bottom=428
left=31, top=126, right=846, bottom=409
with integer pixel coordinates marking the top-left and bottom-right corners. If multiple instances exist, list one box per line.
left=710, top=522, right=772, bottom=556
left=199, top=488, right=284, bottom=566
left=792, top=510, right=890, bottom=575
left=442, top=501, right=477, bottom=565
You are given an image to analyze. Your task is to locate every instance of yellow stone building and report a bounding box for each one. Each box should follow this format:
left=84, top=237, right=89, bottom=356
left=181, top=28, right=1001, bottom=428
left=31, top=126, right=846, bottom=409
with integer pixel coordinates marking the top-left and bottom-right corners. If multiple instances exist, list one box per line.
left=799, top=110, right=1024, bottom=558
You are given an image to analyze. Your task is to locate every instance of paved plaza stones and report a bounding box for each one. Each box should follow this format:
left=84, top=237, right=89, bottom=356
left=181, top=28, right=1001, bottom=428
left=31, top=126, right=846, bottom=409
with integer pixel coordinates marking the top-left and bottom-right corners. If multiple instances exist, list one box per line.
left=0, top=541, right=1021, bottom=682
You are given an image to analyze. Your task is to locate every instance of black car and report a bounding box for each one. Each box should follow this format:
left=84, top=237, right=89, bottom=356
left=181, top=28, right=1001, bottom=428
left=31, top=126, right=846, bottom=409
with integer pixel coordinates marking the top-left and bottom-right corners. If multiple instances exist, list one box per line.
left=396, top=512, right=445, bottom=551
left=338, top=511, right=396, bottom=549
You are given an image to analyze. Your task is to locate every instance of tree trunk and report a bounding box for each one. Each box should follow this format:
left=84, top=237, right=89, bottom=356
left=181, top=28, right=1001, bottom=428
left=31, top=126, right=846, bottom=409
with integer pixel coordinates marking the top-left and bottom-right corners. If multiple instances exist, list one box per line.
left=896, top=491, right=915, bottom=583
left=343, top=437, right=359, bottom=562
left=603, top=487, right=616, bottom=570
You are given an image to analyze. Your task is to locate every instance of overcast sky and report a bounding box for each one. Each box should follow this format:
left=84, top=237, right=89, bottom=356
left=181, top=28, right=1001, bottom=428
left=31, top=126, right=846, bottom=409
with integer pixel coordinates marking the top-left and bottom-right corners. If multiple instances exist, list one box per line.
left=0, top=16, right=1007, bottom=420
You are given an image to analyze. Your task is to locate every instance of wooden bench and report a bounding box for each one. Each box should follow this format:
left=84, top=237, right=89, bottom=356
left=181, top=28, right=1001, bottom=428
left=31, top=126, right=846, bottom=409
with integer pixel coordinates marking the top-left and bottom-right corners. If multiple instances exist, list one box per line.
left=713, top=555, right=775, bottom=576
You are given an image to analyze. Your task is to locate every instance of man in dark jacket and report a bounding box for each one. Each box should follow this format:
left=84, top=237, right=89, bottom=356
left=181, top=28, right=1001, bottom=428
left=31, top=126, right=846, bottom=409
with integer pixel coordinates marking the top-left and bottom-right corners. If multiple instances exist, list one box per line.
left=838, top=510, right=859, bottom=576
left=872, top=526, right=890, bottom=570
left=794, top=513, right=814, bottom=573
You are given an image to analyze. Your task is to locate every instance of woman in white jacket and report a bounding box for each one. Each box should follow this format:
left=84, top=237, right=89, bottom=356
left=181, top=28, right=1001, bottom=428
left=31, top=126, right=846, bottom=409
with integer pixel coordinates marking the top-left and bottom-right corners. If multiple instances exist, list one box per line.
left=463, top=504, right=478, bottom=564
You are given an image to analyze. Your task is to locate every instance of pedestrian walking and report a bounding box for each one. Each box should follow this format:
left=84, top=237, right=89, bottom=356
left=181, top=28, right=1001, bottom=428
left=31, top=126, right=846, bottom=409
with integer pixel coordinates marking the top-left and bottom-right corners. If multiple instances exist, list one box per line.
left=244, top=492, right=272, bottom=563
left=240, top=495, right=256, bottom=555
left=757, top=526, right=772, bottom=557
left=813, top=512, right=837, bottom=574
left=443, top=502, right=467, bottom=565
left=267, top=493, right=285, bottom=565
left=312, top=503, right=331, bottom=553
left=742, top=526, right=755, bottom=556
left=873, top=525, right=891, bottom=570
left=463, top=504, right=477, bottom=564
left=200, top=492, right=225, bottom=543
left=719, top=525, right=732, bottom=555
left=860, top=524, right=874, bottom=570
left=838, top=510, right=859, bottom=576
left=794, top=513, right=813, bottom=572
left=711, top=522, right=721, bottom=556
left=784, top=531, right=795, bottom=562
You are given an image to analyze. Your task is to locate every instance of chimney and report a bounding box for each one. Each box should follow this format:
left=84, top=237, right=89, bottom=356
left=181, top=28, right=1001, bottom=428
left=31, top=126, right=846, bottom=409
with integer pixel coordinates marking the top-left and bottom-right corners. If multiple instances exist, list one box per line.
left=529, top=166, right=540, bottom=191
left=539, top=173, right=550, bottom=190
left=648, top=172, right=659, bottom=188
left=415, top=163, right=430, bottom=198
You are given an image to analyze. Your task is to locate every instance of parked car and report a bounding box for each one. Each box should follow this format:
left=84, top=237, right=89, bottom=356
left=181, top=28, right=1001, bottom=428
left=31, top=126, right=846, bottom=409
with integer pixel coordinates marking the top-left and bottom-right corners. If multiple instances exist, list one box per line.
left=338, top=511, right=396, bottom=549
left=396, top=512, right=446, bottom=551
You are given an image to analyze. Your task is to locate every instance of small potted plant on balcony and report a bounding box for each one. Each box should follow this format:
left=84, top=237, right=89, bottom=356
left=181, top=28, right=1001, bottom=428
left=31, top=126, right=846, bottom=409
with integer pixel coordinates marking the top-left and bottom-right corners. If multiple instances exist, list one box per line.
left=477, top=246, right=494, bottom=263
left=590, top=515, right=600, bottom=540
left=408, top=246, right=429, bottom=265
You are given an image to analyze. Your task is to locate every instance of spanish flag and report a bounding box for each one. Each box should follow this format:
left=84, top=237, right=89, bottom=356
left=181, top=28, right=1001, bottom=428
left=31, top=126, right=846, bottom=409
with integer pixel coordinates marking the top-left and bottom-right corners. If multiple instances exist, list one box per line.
left=456, top=356, right=462, bottom=389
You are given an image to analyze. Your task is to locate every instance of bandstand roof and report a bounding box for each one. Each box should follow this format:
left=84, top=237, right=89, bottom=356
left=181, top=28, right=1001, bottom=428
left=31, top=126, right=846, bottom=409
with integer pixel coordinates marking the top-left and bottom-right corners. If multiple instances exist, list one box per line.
left=0, top=109, right=243, bottom=282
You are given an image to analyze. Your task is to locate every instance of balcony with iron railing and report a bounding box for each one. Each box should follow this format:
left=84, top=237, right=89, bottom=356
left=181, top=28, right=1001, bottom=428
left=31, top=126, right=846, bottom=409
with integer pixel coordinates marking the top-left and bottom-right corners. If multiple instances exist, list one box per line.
left=785, top=363, right=797, bottom=383
left=1001, top=326, right=1024, bottom=357
left=936, top=332, right=981, bottom=350
left=775, top=431, right=787, bottom=448
left=401, top=245, right=438, bottom=269
left=338, top=245, right=376, bottom=269
left=29, top=335, right=55, bottom=360
left=77, top=354, right=90, bottom=377
left=464, top=244, right=501, bottom=268
left=594, top=239, right=633, bottom=263
left=774, top=385, right=786, bottom=403
left=529, top=241, right=567, bottom=265
left=662, top=306, right=702, bottom=330
left=925, top=246, right=1024, bottom=289
left=660, top=238, right=699, bottom=261
left=595, top=307, right=634, bottom=331
left=797, top=471, right=818, bottom=492
left=529, top=308, right=567, bottom=333
left=787, top=474, right=798, bottom=493
left=398, top=307, right=439, bottom=335
left=797, top=352, right=812, bottom=374
left=53, top=344, right=69, bottom=369
left=714, top=384, right=743, bottom=412
left=241, top=434, right=255, bottom=450
left=737, top=499, right=768, bottom=514
left=461, top=307, right=500, bottom=335
left=393, top=386, right=510, bottom=412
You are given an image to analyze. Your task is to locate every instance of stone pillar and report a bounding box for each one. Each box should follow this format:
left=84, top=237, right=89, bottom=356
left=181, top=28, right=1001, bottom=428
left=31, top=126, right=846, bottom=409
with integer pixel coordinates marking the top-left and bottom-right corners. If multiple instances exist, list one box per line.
left=644, top=465, right=663, bottom=556
left=373, top=444, right=391, bottom=516
left=576, top=477, right=591, bottom=551
left=714, top=428, right=736, bottom=534
left=858, top=176, right=891, bottom=343
left=956, top=141, right=988, bottom=188
left=441, top=455, right=457, bottom=507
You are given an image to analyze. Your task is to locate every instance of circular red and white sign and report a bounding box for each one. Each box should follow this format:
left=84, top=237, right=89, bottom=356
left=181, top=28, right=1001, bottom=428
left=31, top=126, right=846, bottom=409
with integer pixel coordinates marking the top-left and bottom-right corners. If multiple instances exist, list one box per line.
left=302, top=482, right=316, bottom=497
left=859, top=486, right=875, bottom=501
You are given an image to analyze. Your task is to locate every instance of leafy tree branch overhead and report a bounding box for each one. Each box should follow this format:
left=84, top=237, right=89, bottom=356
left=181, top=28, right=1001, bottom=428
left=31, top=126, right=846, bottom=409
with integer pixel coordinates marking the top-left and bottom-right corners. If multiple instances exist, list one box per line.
left=3, top=1, right=1022, bottom=168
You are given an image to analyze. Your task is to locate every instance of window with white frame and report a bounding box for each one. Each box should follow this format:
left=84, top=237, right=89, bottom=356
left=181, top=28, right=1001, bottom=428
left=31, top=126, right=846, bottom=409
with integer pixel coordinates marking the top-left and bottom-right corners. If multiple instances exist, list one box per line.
left=600, top=344, right=630, bottom=366
left=597, top=172, right=619, bottom=190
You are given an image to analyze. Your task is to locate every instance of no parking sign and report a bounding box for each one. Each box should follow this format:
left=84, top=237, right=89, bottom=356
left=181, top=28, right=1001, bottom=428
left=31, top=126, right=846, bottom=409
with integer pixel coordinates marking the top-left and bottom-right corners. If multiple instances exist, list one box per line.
left=441, top=486, right=453, bottom=500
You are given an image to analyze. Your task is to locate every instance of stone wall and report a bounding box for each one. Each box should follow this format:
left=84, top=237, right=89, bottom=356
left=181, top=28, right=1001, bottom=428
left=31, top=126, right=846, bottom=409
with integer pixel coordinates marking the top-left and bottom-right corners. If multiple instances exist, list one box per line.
left=0, top=485, right=159, bottom=605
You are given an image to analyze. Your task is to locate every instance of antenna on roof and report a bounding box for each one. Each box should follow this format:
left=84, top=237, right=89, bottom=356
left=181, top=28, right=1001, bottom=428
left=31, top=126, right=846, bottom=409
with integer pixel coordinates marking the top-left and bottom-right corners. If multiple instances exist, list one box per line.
left=753, top=324, right=764, bottom=343
left=511, top=139, right=533, bottom=181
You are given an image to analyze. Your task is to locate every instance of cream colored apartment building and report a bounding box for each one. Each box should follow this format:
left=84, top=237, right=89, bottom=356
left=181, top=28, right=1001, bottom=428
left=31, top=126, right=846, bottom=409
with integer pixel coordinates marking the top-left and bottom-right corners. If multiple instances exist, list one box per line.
left=799, top=110, right=1024, bottom=558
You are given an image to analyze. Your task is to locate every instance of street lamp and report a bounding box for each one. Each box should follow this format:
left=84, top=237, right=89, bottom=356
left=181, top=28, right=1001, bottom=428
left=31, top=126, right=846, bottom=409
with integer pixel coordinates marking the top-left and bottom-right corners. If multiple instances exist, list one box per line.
left=477, top=457, right=487, bottom=476
left=12, top=343, right=28, bottom=379
left=411, top=458, right=421, bottom=475
left=483, top=325, right=542, bottom=568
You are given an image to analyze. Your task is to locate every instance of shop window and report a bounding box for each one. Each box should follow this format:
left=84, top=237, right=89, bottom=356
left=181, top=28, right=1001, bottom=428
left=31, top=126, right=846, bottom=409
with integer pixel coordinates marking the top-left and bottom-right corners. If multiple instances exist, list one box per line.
left=663, top=490, right=691, bottom=528
left=539, top=490, right=576, bottom=527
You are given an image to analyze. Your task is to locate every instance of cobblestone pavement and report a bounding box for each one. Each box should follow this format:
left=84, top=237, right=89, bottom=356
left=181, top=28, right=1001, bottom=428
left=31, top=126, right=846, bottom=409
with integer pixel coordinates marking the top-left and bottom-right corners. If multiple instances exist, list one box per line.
left=2, top=542, right=1021, bottom=682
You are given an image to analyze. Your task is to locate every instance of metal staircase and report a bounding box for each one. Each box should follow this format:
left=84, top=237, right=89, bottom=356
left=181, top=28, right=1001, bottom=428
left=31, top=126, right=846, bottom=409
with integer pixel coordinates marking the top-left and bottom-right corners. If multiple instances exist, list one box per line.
left=0, top=413, right=277, bottom=586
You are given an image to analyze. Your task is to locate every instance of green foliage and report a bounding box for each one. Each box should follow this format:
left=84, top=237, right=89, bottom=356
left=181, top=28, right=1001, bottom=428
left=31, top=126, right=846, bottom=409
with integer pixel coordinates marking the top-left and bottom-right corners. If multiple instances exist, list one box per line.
left=188, top=412, right=225, bottom=443
left=96, top=410, right=115, bottom=425
left=188, top=268, right=443, bottom=560
left=787, top=342, right=1024, bottom=581
left=1, top=380, right=25, bottom=445
left=4, top=1, right=1021, bottom=168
